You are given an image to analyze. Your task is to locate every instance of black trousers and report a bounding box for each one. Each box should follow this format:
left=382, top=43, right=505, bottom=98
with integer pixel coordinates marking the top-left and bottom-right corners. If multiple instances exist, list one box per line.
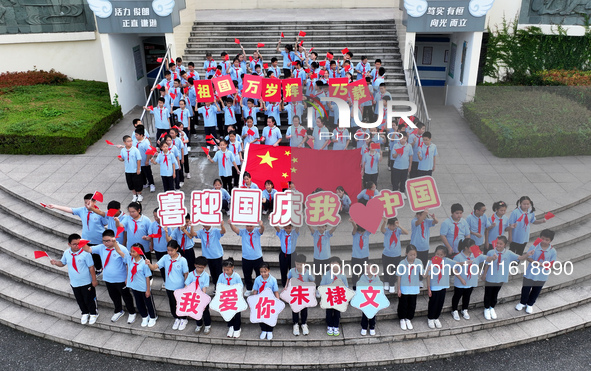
left=207, top=257, right=223, bottom=290
left=417, top=251, right=429, bottom=270
left=292, top=308, right=308, bottom=325
left=242, top=257, right=263, bottom=290
left=382, top=255, right=401, bottom=286
left=105, top=281, right=136, bottom=314
left=227, top=313, right=241, bottom=330
left=409, top=161, right=419, bottom=178
left=510, top=242, right=527, bottom=255
left=166, top=289, right=186, bottom=319
left=361, top=313, right=376, bottom=330
left=72, top=284, right=97, bottom=315
left=175, top=168, right=182, bottom=189
left=196, top=306, right=211, bottom=326
left=417, top=170, right=432, bottom=177
left=520, top=278, right=545, bottom=306
left=314, top=258, right=330, bottom=286
left=162, top=176, right=174, bottom=192
left=132, top=289, right=156, bottom=318
left=183, top=127, right=191, bottom=146
left=326, top=309, right=340, bottom=328
left=260, top=323, right=274, bottom=332
left=451, top=287, right=474, bottom=312
left=363, top=173, right=378, bottom=188
left=216, top=113, right=224, bottom=136
left=428, top=288, right=446, bottom=319
left=156, top=129, right=168, bottom=143
left=262, top=199, right=274, bottom=213
left=154, top=251, right=167, bottom=282
left=279, top=251, right=293, bottom=287
left=391, top=168, right=408, bottom=192
left=180, top=247, right=196, bottom=273
left=125, top=172, right=143, bottom=192
left=221, top=175, right=233, bottom=193
left=87, top=243, right=102, bottom=271
left=351, top=257, right=368, bottom=289
left=141, top=165, right=155, bottom=186
left=483, top=284, right=503, bottom=308
left=398, top=294, right=417, bottom=320
left=183, top=154, right=190, bottom=174
left=232, top=164, right=241, bottom=188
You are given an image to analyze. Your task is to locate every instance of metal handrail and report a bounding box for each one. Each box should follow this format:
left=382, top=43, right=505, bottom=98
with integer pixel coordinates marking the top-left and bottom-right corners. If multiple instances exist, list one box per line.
left=140, top=44, right=173, bottom=123
left=406, top=44, right=431, bottom=130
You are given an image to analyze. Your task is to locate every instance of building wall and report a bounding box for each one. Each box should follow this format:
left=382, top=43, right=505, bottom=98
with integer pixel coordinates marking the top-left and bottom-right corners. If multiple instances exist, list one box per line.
left=445, top=31, right=483, bottom=110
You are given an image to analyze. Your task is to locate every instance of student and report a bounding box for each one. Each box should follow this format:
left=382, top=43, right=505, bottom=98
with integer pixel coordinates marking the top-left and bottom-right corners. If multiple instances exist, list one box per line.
left=207, top=139, right=239, bottom=193
left=50, top=234, right=98, bottom=324
left=332, top=126, right=350, bottom=150
left=146, top=240, right=189, bottom=330
left=221, top=97, right=237, bottom=135
left=167, top=129, right=184, bottom=189
left=262, top=180, right=277, bottom=215
left=320, top=256, right=348, bottom=336
left=356, top=181, right=380, bottom=206
left=204, top=53, right=217, bottom=78
left=424, top=245, right=455, bottom=329
left=466, top=202, right=491, bottom=248
left=411, top=209, right=439, bottom=269
left=275, top=224, right=300, bottom=287
left=228, top=220, right=265, bottom=296
left=408, top=123, right=425, bottom=178
left=151, top=140, right=177, bottom=192
left=217, top=257, right=243, bottom=338
left=309, top=117, right=330, bottom=150
left=118, top=135, right=143, bottom=202
left=265, top=100, right=283, bottom=128
left=508, top=196, right=546, bottom=255
left=198, top=102, right=220, bottom=144
left=361, top=141, right=381, bottom=185
left=486, top=201, right=510, bottom=250
left=276, top=41, right=296, bottom=77
left=357, top=265, right=381, bottom=336
left=144, top=98, right=171, bottom=140
left=227, top=131, right=243, bottom=188
left=284, top=101, right=304, bottom=126
left=251, top=262, right=280, bottom=340
left=516, top=229, right=557, bottom=314
left=134, top=127, right=156, bottom=193
left=103, top=200, right=127, bottom=245
left=481, top=236, right=529, bottom=320
left=242, top=99, right=263, bottom=127
left=185, top=256, right=212, bottom=334
left=83, top=230, right=137, bottom=324
left=309, top=224, right=338, bottom=287
left=241, top=171, right=259, bottom=189
left=380, top=217, right=408, bottom=293
left=284, top=254, right=314, bottom=336
left=370, top=60, right=383, bottom=84
left=47, top=194, right=105, bottom=273
left=451, top=238, right=492, bottom=321
left=350, top=219, right=372, bottom=288
left=268, top=57, right=281, bottom=79
left=287, top=116, right=308, bottom=148
left=116, top=202, right=151, bottom=259
left=169, top=214, right=197, bottom=270
left=173, top=99, right=191, bottom=143
left=439, top=203, right=471, bottom=255
left=241, top=115, right=260, bottom=145
left=417, top=131, right=437, bottom=176
left=396, top=244, right=422, bottom=330
left=195, top=221, right=226, bottom=286
left=148, top=207, right=172, bottom=289
left=212, top=178, right=231, bottom=214
left=336, top=186, right=351, bottom=213
left=176, top=122, right=191, bottom=180
left=260, top=117, right=282, bottom=147
left=355, top=56, right=371, bottom=80
left=391, top=132, right=412, bottom=197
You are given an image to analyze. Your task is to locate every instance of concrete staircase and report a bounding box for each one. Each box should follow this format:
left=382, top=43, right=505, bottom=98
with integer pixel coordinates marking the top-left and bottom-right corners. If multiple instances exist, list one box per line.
left=0, top=174, right=590, bottom=368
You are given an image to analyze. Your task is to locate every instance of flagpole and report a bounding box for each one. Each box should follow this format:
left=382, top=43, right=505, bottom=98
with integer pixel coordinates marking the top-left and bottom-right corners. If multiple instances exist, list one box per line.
left=140, top=44, right=173, bottom=122
left=238, top=142, right=251, bottom=187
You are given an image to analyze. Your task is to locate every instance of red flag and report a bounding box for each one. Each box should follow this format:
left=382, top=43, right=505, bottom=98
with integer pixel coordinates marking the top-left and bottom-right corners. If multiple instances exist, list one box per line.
left=105, top=140, right=115, bottom=146
left=242, top=144, right=292, bottom=191
left=107, top=208, right=118, bottom=217
left=309, top=47, right=315, bottom=52
left=348, top=79, right=372, bottom=105
left=206, top=134, right=215, bottom=140
left=224, top=54, right=230, bottom=61
left=78, top=239, right=90, bottom=248
left=92, top=191, right=103, bottom=203
left=249, top=56, right=253, bottom=62
left=341, top=47, right=349, bottom=55
left=263, top=63, right=269, bottom=69
left=212, top=75, right=237, bottom=97
left=147, top=105, right=153, bottom=110
left=281, top=32, right=284, bottom=38
left=310, top=73, right=318, bottom=79
left=157, top=57, right=163, bottom=63
left=299, top=41, right=303, bottom=46
left=544, top=212, right=555, bottom=220
left=118, top=155, right=123, bottom=159
left=262, top=78, right=281, bottom=102
left=116, top=226, right=125, bottom=238
left=145, top=148, right=157, bottom=156
left=34, top=251, right=50, bottom=259
left=234, top=38, right=240, bottom=44
left=257, top=43, right=265, bottom=48
left=242, top=75, right=263, bottom=99
left=282, top=78, right=303, bottom=102
left=326, top=52, right=334, bottom=60
left=247, top=129, right=255, bottom=136
left=370, top=143, right=380, bottom=150
left=40, top=202, right=48, bottom=208
left=206, top=139, right=217, bottom=146
left=291, top=61, right=299, bottom=66
left=298, top=30, right=306, bottom=37
left=319, top=61, right=326, bottom=67
left=533, top=237, right=542, bottom=245
left=201, top=147, right=210, bottom=156
left=470, top=245, right=482, bottom=257
left=344, top=65, right=351, bottom=72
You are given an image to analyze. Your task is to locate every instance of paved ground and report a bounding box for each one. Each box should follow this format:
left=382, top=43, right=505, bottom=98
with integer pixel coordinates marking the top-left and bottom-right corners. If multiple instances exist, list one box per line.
left=1, top=322, right=589, bottom=371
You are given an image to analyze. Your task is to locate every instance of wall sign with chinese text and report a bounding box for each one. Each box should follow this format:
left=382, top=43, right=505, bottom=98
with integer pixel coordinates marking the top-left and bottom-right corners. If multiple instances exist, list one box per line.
left=402, top=0, right=495, bottom=33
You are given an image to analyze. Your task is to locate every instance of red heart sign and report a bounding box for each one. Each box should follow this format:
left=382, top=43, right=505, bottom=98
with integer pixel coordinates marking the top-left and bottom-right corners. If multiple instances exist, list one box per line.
left=349, top=198, right=384, bottom=234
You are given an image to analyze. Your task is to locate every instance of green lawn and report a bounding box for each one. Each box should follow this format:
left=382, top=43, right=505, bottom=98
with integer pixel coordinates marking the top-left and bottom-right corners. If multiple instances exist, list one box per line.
left=0, top=80, right=122, bottom=154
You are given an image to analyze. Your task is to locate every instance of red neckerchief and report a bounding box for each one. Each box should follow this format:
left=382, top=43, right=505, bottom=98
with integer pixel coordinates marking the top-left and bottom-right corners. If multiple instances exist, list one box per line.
left=104, top=248, right=114, bottom=268
left=71, top=249, right=83, bottom=273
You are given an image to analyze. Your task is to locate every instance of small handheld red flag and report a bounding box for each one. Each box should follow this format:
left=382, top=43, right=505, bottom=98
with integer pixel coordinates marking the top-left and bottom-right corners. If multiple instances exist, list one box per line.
left=341, top=47, right=349, bottom=55
left=40, top=202, right=48, bottom=208
left=544, top=212, right=555, bottom=220
left=470, top=245, right=482, bottom=257
left=78, top=239, right=90, bottom=248
left=299, top=41, right=303, bottom=46
left=224, top=54, right=230, bottom=61
left=149, top=233, right=162, bottom=239
left=291, top=61, right=298, bottom=66
left=257, top=43, right=265, bottom=48
left=304, top=68, right=311, bottom=73
left=326, top=53, right=334, bottom=60
left=116, top=226, right=125, bottom=238
left=105, top=140, right=115, bottom=146
left=206, top=139, right=216, bottom=146
left=533, top=237, right=542, bottom=245
left=344, top=65, right=351, bottom=71
left=298, top=30, right=306, bottom=37
left=34, top=251, right=50, bottom=259
left=234, top=38, right=240, bottom=44
left=249, top=56, right=253, bottom=62
left=370, top=143, right=380, bottom=150
left=263, top=63, right=269, bottom=69
left=147, top=105, right=153, bottom=110
left=431, top=256, right=442, bottom=265
left=107, top=208, right=118, bottom=217
left=310, top=73, right=318, bottom=79
left=117, top=155, right=123, bottom=159
left=157, top=57, right=163, bottom=63
left=318, top=61, right=326, bottom=67
left=206, top=134, right=215, bottom=139
left=201, top=147, right=210, bottom=156
left=92, top=191, right=103, bottom=203
left=309, top=47, right=315, bottom=52
left=247, top=129, right=255, bottom=136
left=281, top=32, right=284, bottom=38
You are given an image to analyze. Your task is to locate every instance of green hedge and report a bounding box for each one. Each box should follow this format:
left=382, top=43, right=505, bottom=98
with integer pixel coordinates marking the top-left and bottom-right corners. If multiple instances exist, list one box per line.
left=0, top=80, right=122, bottom=155
left=463, top=86, right=591, bottom=157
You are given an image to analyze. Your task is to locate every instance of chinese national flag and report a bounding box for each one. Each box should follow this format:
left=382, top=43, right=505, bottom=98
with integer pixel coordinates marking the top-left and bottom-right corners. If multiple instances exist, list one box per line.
left=347, top=79, right=372, bottom=105
left=329, top=78, right=349, bottom=98
left=281, top=78, right=303, bottom=103
left=262, top=78, right=281, bottom=102
left=212, top=75, right=236, bottom=97
left=242, top=145, right=362, bottom=198
left=242, top=75, right=263, bottom=99
left=193, top=80, right=214, bottom=103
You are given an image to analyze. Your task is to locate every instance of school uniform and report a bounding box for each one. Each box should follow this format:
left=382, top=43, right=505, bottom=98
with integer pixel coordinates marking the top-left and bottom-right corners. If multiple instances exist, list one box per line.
left=212, top=149, right=236, bottom=192
left=120, top=215, right=151, bottom=256
left=150, top=107, right=171, bottom=140
left=330, top=128, right=348, bottom=150
left=196, top=228, right=224, bottom=285
left=417, top=144, right=437, bottom=177
left=382, top=228, right=402, bottom=286
left=262, top=188, right=278, bottom=213
left=487, top=213, right=509, bottom=246
left=168, top=87, right=182, bottom=110
left=466, top=212, right=491, bottom=247
left=287, top=267, right=314, bottom=325
left=262, top=126, right=282, bottom=146
left=238, top=228, right=264, bottom=290
left=226, top=141, right=242, bottom=187
left=229, top=66, right=243, bottom=89
left=357, top=274, right=381, bottom=330
left=198, top=105, right=219, bottom=138
left=313, top=230, right=333, bottom=286
left=136, top=138, right=155, bottom=187
left=508, top=208, right=536, bottom=255
left=391, top=142, right=412, bottom=193
left=171, top=226, right=196, bottom=270
left=253, top=274, right=280, bottom=332
left=157, top=254, right=189, bottom=318
left=320, top=271, right=348, bottom=328
left=155, top=151, right=177, bottom=191
left=339, top=194, right=352, bottom=213
left=397, top=258, right=423, bottom=320
left=425, top=257, right=455, bottom=319
left=250, top=58, right=263, bottom=72
left=312, top=126, right=330, bottom=150
left=149, top=222, right=171, bottom=280
left=357, top=189, right=380, bottom=206
left=217, top=272, right=243, bottom=330
left=222, top=106, right=237, bottom=131
left=103, top=214, right=128, bottom=245
left=277, top=229, right=299, bottom=286
left=204, top=60, right=217, bottom=77
left=411, top=217, right=435, bottom=266
left=520, top=243, right=557, bottom=307
left=93, top=244, right=136, bottom=315
left=185, top=270, right=212, bottom=326
left=61, top=248, right=97, bottom=315
left=452, top=251, right=486, bottom=312
left=355, top=61, right=371, bottom=80
left=351, top=231, right=371, bottom=286
left=242, top=105, right=261, bottom=124
left=284, top=102, right=304, bottom=126
left=266, top=103, right=282, bottom=126
left=408, top=133, right=422, bottom=178
left=280, top=51, right=297, bottom=75
left=288, top=125, right=307, bottom=147
left=439, top=217, right=470, bottom=254
left=362, top=151, right=380, bottom=186
left=125, top=254, right=156, bottom=319
left=120, top=146, right=143, bottom=192
left=241, top=124, right=260, bottom=145
left=484, top=248, right=520, bottom=309
left=72, top=206, right=105, bottom=270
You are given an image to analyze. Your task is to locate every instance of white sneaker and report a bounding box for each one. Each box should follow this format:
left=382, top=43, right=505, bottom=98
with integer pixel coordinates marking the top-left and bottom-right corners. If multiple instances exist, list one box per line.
left=127, top=313, right=137, bottom=324
left=428, top=319, right=435, bottom=329
left=260, top=331, right=267, bottom=340
left=132, top=195, right=138, bottom=202
left=137, top=195, right=143, bottom=202
left=484, top=308, right=491, bottom=320
left=141, top=317, right=149, bottom=327
left=187, top=147, right=192, bottom=152
left=361, top=328, right=367, bottom=336
left=172, top=318, right=181, bottom=330
left=461, top=310, right=470, bottom=320
left=401, top=193, right=407, bottom=200
left=179, top=182, right=184, bottom=188
left=301, top=324, right=309, bottom=335
left=333, top=327, right=340, bottom=336
left=227, top=327, right=234, bottom=337
left=384, top=282, right=390, bottom=291
left=400, top=319, right=407, bottom=330
left=89, top=314, right=99, bottom=325
left=525, top=305, right=534, bottom=314
left=316, top=290, right=321, bottom=298
left=186, top=173, right=191, bottom=179
left=389, top=286, right=396, bottom=294
left=267, top=332, right=273, bottom=340
left=111, top=311, right=124, bottom=322
left=369, top=329, right=376, bottom=336
left=434, top=319, right=442, bottom=328
left=515, top=303, right=525, bottom=311
left=81, top=314, right=89, bottom=325
left=405, top=319, right=413, bottom=330
left=204, top=326, right=211, bottom=334
left=143, top=184, right=149, bottom=189
left=150, top=184, right=156, bottom=193
left=451, top=310, right=460, bottom=321
left=195, top=325, right=202, bottom=333
left=148, top=317, right=157, bottom=327
left=490, top=307, right=497, bottom=319
left=262, top=210, right=269, bottom=215
left=232, top=329, right=241, bottom=338
left=244, top=290, right=252, bottom=297
left=327, top=327, right=334, bottom=336
left=293, top=324, right=300, bottom=336
left=178, top=319, right=188, bottom=331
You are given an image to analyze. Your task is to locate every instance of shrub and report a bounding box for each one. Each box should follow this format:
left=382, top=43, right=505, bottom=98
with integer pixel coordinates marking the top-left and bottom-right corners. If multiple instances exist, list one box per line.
left=0, top=70, right=69, bottom=89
